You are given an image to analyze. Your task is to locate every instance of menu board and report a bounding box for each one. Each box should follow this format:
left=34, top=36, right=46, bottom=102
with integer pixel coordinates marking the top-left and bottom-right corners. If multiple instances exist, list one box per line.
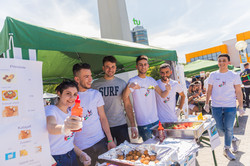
left=0, top=59, right=51, bottom=166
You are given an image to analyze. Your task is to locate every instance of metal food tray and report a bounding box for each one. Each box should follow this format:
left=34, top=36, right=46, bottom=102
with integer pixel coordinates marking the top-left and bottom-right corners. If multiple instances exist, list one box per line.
left=98, top=141, right=178, bottom=166
left=150, top=121, right=205, bottom=139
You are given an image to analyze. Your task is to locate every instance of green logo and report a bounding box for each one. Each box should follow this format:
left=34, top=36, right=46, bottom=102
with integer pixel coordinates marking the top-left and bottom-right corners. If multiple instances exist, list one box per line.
left=133, top=18, right=140, bottom=25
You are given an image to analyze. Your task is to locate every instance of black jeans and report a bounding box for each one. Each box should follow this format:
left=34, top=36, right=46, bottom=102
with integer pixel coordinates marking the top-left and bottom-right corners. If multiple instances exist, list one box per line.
left=77, top=137, right=108, bottom=166
left=244, top=87, right=250, bottom=107
left=110, top=124, right=130, bottom=145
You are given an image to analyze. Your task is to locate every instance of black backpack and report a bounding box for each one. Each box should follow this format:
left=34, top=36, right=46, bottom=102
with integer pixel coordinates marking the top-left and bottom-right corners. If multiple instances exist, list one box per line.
left=240, top=69, right=250, bottom=85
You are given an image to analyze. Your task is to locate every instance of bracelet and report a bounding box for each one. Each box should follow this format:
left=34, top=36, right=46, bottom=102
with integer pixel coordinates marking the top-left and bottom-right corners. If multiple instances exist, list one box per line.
left=108, top=140, right=113, bottom=143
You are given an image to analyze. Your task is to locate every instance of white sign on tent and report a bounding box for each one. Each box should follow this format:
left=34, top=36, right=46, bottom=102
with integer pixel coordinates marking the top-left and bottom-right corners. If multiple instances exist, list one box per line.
left=175, top=64, right=189, bottom=117
left=0, top=58, right=51, bottom=166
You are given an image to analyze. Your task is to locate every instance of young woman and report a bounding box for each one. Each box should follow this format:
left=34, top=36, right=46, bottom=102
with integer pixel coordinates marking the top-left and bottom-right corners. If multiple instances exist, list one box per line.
left=45, top=79, right=91, bottom=166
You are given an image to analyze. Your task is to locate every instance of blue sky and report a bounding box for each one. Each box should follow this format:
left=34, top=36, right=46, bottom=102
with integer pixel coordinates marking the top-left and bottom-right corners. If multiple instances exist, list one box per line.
left=1, top=0, right=250, bottom=63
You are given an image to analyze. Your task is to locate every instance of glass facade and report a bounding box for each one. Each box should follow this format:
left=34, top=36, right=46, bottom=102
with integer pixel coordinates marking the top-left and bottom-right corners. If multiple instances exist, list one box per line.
left=190, top=51, right=221, bottom=62
left=131, top=26, right=149, bottom=45
left=245, top=39, right=250, bottom=57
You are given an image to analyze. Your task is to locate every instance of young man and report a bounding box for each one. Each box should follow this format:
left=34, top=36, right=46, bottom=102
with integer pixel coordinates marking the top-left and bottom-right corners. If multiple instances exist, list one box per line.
left=156, top=63, right=185, bottom=122
left=123, top=55, right=171, bottom=141
left=204, top=54, right=245, bottom=160
left=240, top=62, right=250, bottom=108
left=92, top=56, right=138, bottom=145
left=72, top=63, right=116, bottom=166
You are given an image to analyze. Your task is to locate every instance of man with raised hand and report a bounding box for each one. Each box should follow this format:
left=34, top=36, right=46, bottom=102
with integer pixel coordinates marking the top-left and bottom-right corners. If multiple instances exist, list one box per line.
left=73, top=63, right=116, bottom=166
left=92, top=56, right=138, bottom=145
left=123, top=55, right=171, bottom=141
left=156, top=63, right=185, bottom=122
left=204, top=54, right=244, bottom=160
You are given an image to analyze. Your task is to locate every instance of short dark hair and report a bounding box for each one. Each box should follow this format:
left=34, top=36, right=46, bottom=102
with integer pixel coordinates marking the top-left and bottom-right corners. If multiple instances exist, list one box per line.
left=218, top=53, right=230, bottom=61
left=136, top=55, right=148, bottom=64
left=191, top=77, right=197, bottom=83
left=194, top=81, right=201, bottom=85
left=244, top=62, right=249, bottom=67
left=73, top=63, right=91, bottom=76
left=189, top=83, right=195, bottom=88
left=159, top=63, right=171, bottom=70
left=103, top=56, right=117, bottom=65
left=55, top=79, right=78, bottom=94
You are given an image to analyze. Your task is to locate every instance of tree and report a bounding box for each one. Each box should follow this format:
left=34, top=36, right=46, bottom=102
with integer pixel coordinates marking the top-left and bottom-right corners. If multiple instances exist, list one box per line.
left=146, top=65, right=161, bottom=80
left=43, top=84, right=59, bottom=94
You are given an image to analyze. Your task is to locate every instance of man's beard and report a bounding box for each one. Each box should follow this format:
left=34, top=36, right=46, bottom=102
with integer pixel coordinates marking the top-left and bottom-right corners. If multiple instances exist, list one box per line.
left=161, top=76, right=170, bottom=82
left=79, top=82, right=90, bottom=89
left=139, top=70, right=147, bottom=75
left=105, top=73, right=114, bottom=78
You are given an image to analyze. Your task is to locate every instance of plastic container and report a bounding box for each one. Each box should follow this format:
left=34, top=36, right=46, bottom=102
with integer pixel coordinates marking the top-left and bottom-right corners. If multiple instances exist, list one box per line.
left=158, top=121, right=166, bottom=143
left=71, top=95, right=83, bottom=132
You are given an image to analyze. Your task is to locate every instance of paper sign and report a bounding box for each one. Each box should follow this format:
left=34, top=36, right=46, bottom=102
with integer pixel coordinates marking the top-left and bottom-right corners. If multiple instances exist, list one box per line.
left=197, top=113, right=203, bottom=121
left=208, top=125, right=221, bottom=150
left=0, top=59, right=51, bottom=166
left=200, top=71, right=205, bottom=77
left=182, top=153, right=196, bottom=166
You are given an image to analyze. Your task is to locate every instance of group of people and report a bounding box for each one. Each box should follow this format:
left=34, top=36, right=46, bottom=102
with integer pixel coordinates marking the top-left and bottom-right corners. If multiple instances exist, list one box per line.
left=45, top=55, right=185, bottom=166
left=187, top=80, right=204, bottom=115
left=45, top=53, right=247, bottom=165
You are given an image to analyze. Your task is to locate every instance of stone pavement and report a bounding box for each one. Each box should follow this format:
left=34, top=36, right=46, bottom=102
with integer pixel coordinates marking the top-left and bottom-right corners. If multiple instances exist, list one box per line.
left=196, top=108, right=250, bottom=166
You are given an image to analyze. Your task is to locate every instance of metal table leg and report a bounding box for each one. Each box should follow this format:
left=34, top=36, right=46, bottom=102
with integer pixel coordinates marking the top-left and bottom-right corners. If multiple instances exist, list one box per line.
left=199, top=136, right=218, bottom=166
left=235, top=114, right=239, bottom=127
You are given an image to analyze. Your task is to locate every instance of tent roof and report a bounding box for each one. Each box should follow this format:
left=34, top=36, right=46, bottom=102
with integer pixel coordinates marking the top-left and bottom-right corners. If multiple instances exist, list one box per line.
left=184, top=60, right=234, bottom=77
left=0, top=17, right=177, bottom=84
left=43, top=93, right=57, bottom=99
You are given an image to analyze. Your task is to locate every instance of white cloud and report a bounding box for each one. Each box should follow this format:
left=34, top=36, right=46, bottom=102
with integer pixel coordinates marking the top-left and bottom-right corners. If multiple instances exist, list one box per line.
left=0, top=0, right=100, bottom=37
left=2, top=0, right=250, bottom=64
left=143, top=0, right=250, bottom=63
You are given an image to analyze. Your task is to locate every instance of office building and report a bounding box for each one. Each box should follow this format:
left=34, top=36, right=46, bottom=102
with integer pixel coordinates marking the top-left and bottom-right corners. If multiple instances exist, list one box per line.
left=131, top=26, right=149, bottom=45
left=185, top=30, right=250, bottom=67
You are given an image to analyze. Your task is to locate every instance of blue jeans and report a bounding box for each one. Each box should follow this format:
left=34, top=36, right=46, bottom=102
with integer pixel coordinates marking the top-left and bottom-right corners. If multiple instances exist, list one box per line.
left=53, top=149, right=78, bottom=166
left=138, top=120, right=159, bottom=141
left=212, top=107, right=236, bottom=148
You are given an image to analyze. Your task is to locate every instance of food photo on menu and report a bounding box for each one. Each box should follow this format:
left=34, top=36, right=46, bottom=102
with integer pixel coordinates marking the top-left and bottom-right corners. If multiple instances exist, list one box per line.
left=35, top=146, right=42, bottom=153
left=20, top=149, right=28, bottom=157
left=2, top=106, right=18, bottom=117
left=2, top=90, right=18, bottom=101
left=2, top=73, right=15, bottom=83
left=18, top=130, right=32, bottom=140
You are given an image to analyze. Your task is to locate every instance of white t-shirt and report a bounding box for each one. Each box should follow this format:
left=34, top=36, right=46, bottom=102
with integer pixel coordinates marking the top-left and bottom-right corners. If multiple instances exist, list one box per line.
left=45, top=105, right=75, bottom=155
left=208, top=70, right=242, bottom=107
left=156, top=79, right=183, bottom=122
left=204, top=78, right=209, bottom=90
left=128, top=76, right=159, bottom=126
left=74, top=89, right=105, bottom=150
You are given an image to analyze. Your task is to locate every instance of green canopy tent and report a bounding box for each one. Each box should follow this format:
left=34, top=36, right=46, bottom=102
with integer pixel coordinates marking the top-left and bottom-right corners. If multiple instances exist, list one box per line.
left=184, top=60, right=234, bottom=77
left=0, top=17, right=177, bottom=84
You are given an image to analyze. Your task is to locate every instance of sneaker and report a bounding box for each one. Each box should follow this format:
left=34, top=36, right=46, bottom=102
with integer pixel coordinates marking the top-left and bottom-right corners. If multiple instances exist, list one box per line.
left=232, top=138, right=241, bottom=153
left=223, top=149, right=236, bottom=160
